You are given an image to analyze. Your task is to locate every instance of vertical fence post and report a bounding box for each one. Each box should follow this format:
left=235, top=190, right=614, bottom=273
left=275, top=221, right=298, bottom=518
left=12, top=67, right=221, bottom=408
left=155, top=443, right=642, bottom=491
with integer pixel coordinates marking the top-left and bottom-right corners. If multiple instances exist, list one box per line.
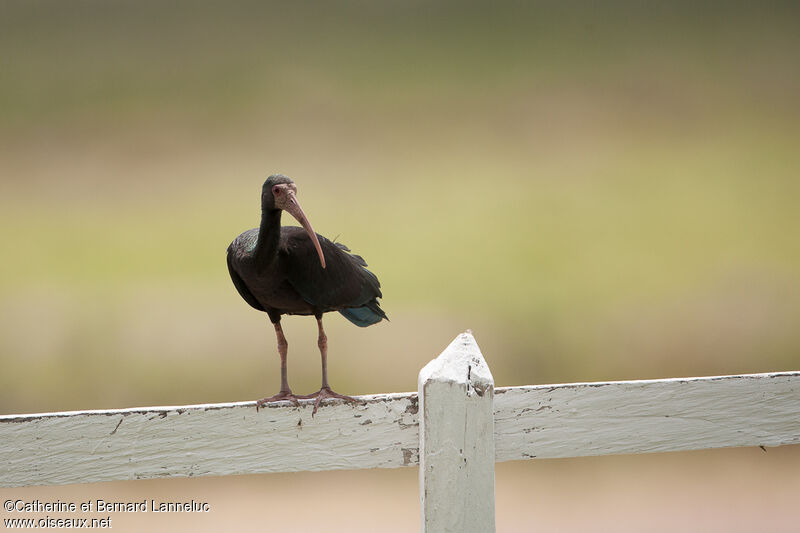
left=418, top=331, right=495, bottom=533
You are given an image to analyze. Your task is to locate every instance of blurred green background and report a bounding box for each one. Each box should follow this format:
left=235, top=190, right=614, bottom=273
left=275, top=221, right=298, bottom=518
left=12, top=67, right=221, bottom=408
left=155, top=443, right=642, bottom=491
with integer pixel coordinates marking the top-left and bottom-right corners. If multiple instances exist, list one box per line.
left=1, top=1, right=799, bottom=530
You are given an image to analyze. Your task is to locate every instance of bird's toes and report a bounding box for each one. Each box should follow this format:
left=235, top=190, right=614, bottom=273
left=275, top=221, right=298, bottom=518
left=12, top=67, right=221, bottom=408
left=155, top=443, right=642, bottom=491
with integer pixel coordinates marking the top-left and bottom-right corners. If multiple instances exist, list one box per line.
left=308, top=387, right=361, bottom=417
left=312, top=395, right=324, bottom=417
left=256, top=391, right=301, bottom=410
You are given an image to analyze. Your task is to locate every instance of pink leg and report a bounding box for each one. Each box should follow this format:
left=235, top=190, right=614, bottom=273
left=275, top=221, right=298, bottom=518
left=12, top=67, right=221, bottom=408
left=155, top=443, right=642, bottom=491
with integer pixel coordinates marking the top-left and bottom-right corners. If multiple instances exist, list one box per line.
left=256, top=321, right=301, bottom=410
left=318, top=316, right=330, bottom=389
left=299, top=317, right=360, bottom=416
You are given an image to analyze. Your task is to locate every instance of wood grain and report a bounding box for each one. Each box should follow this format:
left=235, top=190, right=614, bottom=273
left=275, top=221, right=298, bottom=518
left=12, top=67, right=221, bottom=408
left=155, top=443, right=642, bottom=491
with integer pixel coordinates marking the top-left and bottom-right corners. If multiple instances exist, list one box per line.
left=2, top=368, right=798, bottom=488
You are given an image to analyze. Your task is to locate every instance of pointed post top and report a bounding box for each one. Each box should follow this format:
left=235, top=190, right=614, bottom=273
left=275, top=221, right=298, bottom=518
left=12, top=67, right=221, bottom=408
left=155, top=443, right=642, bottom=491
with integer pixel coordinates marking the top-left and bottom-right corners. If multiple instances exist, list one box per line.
left=418, top=330, right=496, bottom=532
left=418, top=330, right=494, bottom=393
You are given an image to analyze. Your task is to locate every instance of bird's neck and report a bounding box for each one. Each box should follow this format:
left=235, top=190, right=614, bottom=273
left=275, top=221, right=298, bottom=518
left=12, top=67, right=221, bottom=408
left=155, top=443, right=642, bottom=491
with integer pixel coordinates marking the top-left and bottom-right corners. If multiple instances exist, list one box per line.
left=255, top=209, right=282, bottom=262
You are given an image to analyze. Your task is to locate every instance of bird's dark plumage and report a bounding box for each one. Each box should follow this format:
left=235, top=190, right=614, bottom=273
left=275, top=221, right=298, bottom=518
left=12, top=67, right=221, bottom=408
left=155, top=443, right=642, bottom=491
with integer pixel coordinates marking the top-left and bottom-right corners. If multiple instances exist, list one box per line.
left=226, top=174, right=386, bottom=413
left=227, top=226, right=387, bottom=325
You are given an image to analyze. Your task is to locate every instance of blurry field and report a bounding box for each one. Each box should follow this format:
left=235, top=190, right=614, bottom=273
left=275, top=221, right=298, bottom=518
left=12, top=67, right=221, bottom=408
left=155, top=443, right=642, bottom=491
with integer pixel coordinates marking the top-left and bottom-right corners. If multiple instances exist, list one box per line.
left=1, top=1, right=799, bottom=531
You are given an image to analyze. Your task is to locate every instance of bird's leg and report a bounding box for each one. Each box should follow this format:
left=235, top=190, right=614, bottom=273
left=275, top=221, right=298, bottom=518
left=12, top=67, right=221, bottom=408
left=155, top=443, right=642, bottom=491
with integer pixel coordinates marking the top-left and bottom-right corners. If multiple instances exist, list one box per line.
left=299, top=317, right=360, bottom=416
left=318, top=317, right=330, bottom=390
left=256, top=321, right=301, bottom=410
left=276, top=321, right=291, bottom=393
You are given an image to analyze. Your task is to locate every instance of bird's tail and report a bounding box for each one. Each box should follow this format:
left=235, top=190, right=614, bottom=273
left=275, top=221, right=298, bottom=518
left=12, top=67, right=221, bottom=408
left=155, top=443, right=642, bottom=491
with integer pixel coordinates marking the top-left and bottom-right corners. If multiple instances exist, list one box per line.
left=339, top=301, right=388, bottom=327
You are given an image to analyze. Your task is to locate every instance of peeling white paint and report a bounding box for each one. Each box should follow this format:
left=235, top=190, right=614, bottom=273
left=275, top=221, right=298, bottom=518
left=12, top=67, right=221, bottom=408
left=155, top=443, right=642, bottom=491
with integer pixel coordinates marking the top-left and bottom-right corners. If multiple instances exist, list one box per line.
left=418, top=332, right=495, bottom=533
left=494, top=372, right=800, bottom=460
left=1, top=343, right=798, bottom=497
left=0, top=393, right=419, bottom=488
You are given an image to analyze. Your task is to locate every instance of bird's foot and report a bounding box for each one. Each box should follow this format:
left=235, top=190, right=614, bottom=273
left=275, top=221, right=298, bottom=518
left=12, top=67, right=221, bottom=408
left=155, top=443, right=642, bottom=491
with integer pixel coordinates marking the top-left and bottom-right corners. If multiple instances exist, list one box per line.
left=299, top=387, right=360, bottom=416
left=256, top=390, right=302, bottom=411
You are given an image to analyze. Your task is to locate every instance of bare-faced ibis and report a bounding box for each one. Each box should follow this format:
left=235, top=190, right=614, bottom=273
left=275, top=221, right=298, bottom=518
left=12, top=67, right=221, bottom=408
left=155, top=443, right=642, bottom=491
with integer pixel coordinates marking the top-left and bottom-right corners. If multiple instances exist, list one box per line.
left=227, top=174, right=387, bottom=414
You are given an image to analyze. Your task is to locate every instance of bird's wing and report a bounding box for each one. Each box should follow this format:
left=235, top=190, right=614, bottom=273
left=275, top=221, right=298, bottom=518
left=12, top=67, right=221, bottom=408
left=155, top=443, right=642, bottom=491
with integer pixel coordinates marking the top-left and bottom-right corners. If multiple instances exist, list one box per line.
left=281, top=227, right=383, bottom=312
left=226, top=246, right=266, bottom=312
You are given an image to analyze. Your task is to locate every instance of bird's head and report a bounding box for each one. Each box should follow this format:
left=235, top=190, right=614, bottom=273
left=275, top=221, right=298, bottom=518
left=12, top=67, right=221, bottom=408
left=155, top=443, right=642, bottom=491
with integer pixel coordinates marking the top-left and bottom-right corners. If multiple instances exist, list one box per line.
left=262, top=174, right=326, bottom=269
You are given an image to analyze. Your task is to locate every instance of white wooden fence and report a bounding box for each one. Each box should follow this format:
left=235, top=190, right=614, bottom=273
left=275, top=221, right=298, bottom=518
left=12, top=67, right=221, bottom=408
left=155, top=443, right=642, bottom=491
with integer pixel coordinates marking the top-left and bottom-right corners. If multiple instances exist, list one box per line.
left=2, top=331, right=799, bottom=532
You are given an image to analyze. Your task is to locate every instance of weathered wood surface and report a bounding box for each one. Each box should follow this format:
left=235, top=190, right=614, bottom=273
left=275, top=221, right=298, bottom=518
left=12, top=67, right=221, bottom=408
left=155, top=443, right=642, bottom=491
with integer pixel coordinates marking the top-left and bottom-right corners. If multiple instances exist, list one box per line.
left=494, top=372, right=800, bottom=461
left=0, top=392, right=419, bottom=488
left=418, top=332, right=495, bottom=533
left=2, top=366, right=799, bottom=488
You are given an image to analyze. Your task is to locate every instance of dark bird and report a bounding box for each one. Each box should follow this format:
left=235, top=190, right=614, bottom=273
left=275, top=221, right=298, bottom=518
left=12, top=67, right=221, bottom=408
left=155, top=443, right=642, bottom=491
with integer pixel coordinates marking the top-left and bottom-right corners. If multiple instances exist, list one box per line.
left=227, top=174, right=387, bottom=414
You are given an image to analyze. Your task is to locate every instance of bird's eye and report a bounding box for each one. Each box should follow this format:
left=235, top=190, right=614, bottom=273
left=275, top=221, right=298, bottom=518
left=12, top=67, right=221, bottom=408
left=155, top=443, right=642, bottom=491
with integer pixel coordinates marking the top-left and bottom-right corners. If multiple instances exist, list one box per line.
left=272, top=185, right=282, bottom=195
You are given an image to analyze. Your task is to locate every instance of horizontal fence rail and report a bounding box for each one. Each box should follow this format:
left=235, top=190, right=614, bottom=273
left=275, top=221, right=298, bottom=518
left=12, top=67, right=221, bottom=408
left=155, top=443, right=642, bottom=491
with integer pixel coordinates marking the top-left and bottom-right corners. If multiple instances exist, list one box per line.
left=2, top=368, right=798, bottom=488
left=494, top=372, right=800, bottom=460
left=0, top=393, right=420, bottom=488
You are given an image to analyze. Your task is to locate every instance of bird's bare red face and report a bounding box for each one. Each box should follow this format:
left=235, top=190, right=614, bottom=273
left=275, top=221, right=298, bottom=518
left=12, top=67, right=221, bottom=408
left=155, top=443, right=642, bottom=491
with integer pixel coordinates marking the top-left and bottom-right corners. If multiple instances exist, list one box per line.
left=272, top=182, right=326, bottom=269
left=271, top=182, right=294, bottom=199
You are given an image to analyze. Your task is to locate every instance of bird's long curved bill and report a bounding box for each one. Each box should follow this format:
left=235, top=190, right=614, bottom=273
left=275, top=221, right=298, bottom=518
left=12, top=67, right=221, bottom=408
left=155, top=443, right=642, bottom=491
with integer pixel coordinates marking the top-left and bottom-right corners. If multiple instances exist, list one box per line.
left=285, top=192, right=326, bottom=269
